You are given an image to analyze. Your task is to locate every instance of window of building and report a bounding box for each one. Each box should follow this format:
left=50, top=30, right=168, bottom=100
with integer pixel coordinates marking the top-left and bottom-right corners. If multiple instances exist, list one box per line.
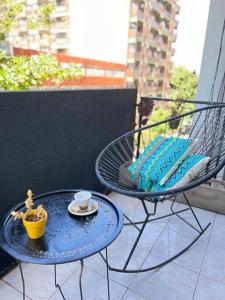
left=165, top=20, right=170, bottom=29
left=136, top=41, right=142, bottom=51
left=148, top=65, right=154, bottom=73
left=152, top=9, right=160, bottom=22
left=159, top=66, right=165, bottom=73
left=158, top=80, right=163, bottom=87
left=161, top=51, right=167, bottom=59
left=37, top=0, right=49, bottom=5
left=147, top=79, right=154, bottom=87
left=162, top=35, right=168, bottom=44
left=56, top=32, right=67, bottom=39
left=40, top=46, right=49, bottom=52
left=139, top=1, right=145, bottom=11
left=127, top=63, right=134, bottom=69
left=137, top=21, right=143, bottom=33
left=127, top=82, right=135, bottom=88
left=57, top=49, right=67, bottom=54
left=56, top=16, right=67, bottom=23
left=135, top=61, right=140, bottom=68
left=56, top=0, right=66, bottom=6
left=134, top=79, right=139, bottom=88
left=130, top=22, right=137, bottom=30
left=19, top=32, right=27, bottom=38
left=159, top=0, right=172, bottom=12
left=151, top=28, right=158, bottom=37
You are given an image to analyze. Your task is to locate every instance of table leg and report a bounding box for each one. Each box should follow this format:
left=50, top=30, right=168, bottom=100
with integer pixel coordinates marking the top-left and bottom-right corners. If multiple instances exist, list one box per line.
left=79, top=260, right=84, bottom=300
left=105, top=248, right=110, bottom=300
left=17, top=261, right=25, bottom=300
left=54, top=265, right=66, bottom=300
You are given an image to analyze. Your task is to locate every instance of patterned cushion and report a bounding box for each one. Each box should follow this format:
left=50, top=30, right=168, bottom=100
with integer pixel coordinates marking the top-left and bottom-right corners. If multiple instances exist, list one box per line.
left=138, top=137, right=193, bottom=191
left=151, top=155, right=210, bottom=192
left=128, top=135, right=164, bottom=185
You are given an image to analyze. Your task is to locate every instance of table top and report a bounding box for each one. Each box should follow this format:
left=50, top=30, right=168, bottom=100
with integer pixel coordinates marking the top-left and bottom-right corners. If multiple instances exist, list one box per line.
left=0, top=190, right=124, bottom=264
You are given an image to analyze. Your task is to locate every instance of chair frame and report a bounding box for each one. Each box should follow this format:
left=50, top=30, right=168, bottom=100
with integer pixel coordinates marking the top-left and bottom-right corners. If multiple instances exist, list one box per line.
left=96, top=104, right=225, bottom=273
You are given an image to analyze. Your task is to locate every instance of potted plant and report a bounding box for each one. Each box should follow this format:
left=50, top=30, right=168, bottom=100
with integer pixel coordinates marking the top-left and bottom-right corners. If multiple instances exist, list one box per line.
left=11, top=190, right=47, bottom=239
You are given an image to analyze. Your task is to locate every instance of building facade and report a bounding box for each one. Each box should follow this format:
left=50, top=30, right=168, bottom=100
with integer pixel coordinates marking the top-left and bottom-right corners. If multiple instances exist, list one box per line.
left=13, top=47, right=127, bottom=88
left=9, top=0, right=70, bottom=54
left=127, top=0, right=179, bottom=97
left=9, top=0, right=178, bottom=96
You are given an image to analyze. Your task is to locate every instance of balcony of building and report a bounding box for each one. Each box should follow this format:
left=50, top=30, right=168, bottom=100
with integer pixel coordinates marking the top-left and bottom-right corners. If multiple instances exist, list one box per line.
left=55, top=0, right=67, bottom=12
left=1, top=1, right=225, bottom=299
left=130, top=5, right=144, bottom=22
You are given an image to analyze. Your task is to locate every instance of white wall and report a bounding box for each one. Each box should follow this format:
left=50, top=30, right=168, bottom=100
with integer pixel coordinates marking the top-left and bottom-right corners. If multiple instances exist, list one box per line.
left=197, top=0, right=225, bottom=101
left=69, top=0, right=130, bottom=64
left=173, top=0, right=210, bottom=72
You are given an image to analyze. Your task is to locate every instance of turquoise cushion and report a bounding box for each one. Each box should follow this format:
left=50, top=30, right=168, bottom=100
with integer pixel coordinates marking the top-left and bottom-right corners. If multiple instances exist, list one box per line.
left=128, top=135, right=164, bottom=185
left=151, top=155, right=209, bottom=192
left=138, top=137, right=192, bottom=191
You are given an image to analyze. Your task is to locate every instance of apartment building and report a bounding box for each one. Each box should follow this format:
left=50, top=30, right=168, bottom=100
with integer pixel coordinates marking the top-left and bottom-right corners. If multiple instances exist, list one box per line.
left=127, top=0, right=179, bottom=97
left=9, top=0, right=70, bottom=54
left=9, top=0, right=178, bottom=96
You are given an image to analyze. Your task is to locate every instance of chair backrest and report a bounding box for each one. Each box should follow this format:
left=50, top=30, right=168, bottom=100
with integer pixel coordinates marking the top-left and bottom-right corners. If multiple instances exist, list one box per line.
left=135, top=104, right=225, bottom=181
left=96, top=104, right=225, bottom=196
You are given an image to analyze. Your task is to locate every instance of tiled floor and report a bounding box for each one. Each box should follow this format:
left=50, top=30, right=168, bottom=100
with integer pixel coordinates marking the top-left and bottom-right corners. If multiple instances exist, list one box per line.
left=1, top=192, right=225, bottom=300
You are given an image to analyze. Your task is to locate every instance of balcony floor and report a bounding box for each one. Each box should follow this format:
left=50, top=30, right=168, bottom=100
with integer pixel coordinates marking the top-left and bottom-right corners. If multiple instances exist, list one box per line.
left=1, top=192, right=225, bottom=300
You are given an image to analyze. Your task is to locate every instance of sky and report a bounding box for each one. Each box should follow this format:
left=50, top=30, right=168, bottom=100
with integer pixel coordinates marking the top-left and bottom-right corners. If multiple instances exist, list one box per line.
left=173, top=0, right=210, bottom=72
left=69, top=0, right=130, bottom=64
left=69, top=0, right=210, bottom=71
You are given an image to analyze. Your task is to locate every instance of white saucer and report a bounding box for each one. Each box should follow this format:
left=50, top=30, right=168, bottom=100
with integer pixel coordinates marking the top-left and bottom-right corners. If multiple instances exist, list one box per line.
left=68, top=200, right=98, bottom=216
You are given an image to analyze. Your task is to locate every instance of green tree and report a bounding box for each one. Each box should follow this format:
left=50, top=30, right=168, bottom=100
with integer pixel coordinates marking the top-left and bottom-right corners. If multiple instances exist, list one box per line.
left=0, top=0, right=55, bottom=41
left=0, top=0, right=24, bottom=41
left=0, top=0, right=83, bottom=90
left=0, top=51, right=83, bottom=90
left=148, top=66, right=199, bottom=133
left=169, top=66, right=199, bottom=116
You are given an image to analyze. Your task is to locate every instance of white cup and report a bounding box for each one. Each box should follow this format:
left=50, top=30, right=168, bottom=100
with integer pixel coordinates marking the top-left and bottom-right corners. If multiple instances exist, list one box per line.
left=74, top=191, right=92, bottom=211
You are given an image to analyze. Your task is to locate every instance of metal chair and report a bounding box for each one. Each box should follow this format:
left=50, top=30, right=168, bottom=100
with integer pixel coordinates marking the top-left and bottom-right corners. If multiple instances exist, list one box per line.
left=95, top=104, right=225, bottom=273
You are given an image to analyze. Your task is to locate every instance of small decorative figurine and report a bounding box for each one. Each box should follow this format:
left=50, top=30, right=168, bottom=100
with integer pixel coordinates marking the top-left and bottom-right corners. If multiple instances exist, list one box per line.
left=11, top=190, right=47, bottom=239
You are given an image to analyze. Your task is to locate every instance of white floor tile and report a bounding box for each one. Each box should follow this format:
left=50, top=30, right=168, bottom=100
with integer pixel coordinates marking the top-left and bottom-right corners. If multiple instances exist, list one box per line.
left=109, top=193, right=139, bottom=215
left=128, top=200, right=174, bottom=228
left=194, top=275, right=225, bottom=300
left=3, top=193, right=225, bottom=300
left=3, top=261, right=79, bottom=300
left=122, top=289, right=147, bottom=300
left=49, top=266, right=127, bottom=300
left=151, top=228, right=207, bottom=272
left=137, top=223, right=164, bottom=252
left=84, top=222, right=149, bottom=287
left=84, top=241, right=148, bottom=287
left=166, top=205, right=214, bottom=241
left=211, top=213, right=225, bottom=242
left=201, top=236, right=225, bottom=283
left=129, top=254, right=198, bottom=300
left=0, top=280, right=29, bottom=300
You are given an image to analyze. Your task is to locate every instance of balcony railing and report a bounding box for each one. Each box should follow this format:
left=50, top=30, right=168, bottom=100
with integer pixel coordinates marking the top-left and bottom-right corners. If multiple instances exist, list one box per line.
left=0, top=88, right=137, bottom=277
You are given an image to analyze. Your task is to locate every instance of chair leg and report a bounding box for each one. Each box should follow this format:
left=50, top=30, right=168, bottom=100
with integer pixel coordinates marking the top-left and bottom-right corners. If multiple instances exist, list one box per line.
left=122, top=200, right=157, bottom=270
left=124, top=196, right=190, bottom=227
left=79, top=260, right=84, bottom=300
left=105, top=248, right=110, bottom=300
left=183, top=192, right=204, bottom=232
left=17, top=261, right=25, bottom=300
left=105, top=194, right=211, bottom=273
left=54, top=265, right=66, bottom=300
left=170, top=193, right=207, bottom=234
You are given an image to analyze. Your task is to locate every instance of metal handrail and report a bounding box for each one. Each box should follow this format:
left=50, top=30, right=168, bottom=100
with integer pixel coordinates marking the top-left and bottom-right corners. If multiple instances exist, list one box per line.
left=140, top=96, right=224, bottom=106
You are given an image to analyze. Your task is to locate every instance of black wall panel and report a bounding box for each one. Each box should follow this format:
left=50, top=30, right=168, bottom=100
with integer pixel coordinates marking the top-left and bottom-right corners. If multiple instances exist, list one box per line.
left=0, top=88, right=137, bottom=277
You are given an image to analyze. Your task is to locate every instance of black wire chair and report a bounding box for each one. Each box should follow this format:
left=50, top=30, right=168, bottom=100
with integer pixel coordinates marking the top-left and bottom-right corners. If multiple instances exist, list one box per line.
left=95, top=104, right=225, bottom=273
